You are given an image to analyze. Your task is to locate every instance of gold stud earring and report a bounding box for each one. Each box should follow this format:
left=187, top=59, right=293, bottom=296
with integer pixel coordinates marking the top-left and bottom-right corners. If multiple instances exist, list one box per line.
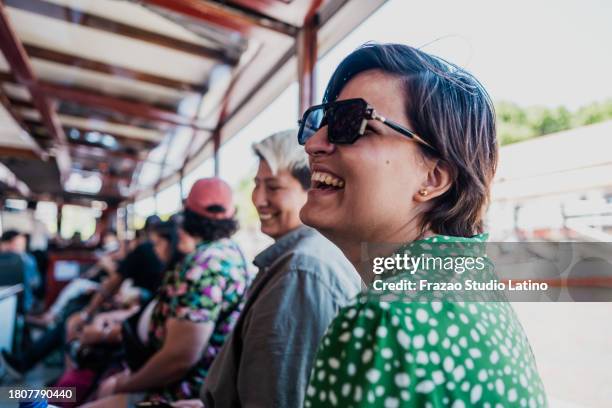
left=419, top=189, right=428, bottom=196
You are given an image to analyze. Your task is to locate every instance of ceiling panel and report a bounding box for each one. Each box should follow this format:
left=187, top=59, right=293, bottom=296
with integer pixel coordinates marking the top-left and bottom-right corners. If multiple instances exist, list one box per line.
left=31, top=60, right=192, bottom=106
left=0, top=105, right=38, bottom=149
left=47, top=0, right=225, bottom=50
left=8, top=9, right=217, bottom=84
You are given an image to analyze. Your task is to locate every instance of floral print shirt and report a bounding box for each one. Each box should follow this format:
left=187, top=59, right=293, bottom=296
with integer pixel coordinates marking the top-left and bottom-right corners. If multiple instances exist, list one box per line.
left=304, top=234, right=548, bottom=407
left=146, top=238, right=250, bottom=402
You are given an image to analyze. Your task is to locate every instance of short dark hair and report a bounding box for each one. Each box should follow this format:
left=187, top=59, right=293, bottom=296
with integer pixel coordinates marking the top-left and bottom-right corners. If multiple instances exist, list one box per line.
left=324, top=43, right=498, bottom=237
left=151, top=220, right=183, bottom=271
left=144, top=215, right=162, bottom=231
left=1, top=230, right=22, bottom=243
left=181, top=208, right=238, bottom=242
left=134, top=228, right=146, bottom=240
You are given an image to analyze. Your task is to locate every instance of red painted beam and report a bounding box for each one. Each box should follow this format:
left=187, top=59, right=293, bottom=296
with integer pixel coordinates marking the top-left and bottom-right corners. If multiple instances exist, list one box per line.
left=24, top=43, right=207, bottom=94
left=33, top=81, right=212, bottom=131
left=226, top=0, right=326, bottom=27
left=5, top=0, right=236, bottom=64
left=141, top=0, right=297, bottom=38
left=297, top=0, right=322, bottom=114
left=297, top=23, right=317, bottom=115
left=0, top=145, right=39, bottom=159
left=0, top=2, right=71, bottom=181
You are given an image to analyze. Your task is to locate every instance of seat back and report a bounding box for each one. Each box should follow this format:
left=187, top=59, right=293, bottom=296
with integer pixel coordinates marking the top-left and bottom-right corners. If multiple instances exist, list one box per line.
left=0, top=252, right=25, bottom=286
left=0, top=253, right=26, bottom=352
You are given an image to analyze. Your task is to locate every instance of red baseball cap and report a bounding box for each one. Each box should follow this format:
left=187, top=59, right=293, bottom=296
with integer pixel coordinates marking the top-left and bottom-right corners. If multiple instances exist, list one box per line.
left=185, top=178, right=235, bottom=220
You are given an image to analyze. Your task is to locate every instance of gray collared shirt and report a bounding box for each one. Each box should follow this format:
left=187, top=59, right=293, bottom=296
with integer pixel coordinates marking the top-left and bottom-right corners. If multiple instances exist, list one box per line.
left=201, top=226, right=360, bottom=408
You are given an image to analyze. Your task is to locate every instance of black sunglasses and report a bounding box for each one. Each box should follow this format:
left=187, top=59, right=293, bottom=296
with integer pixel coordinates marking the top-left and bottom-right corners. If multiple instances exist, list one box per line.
left=297, top=98, right=437, bottom=153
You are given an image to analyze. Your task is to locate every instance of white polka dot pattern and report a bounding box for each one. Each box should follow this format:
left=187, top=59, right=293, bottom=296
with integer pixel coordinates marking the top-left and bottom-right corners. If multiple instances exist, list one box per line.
left=304, top=234, right=548, bottom=407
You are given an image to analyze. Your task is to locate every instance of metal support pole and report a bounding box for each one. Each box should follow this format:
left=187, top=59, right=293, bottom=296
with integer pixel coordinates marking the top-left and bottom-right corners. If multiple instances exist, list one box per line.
left=56, top=202, right=63, bottom=236
left=179, top=168, right=185, bottom=200
left=154, top=189, right=159, bottom=215
left=213, top=129, right=221, bottom=177
left=297, top=4, right=321, bottom=115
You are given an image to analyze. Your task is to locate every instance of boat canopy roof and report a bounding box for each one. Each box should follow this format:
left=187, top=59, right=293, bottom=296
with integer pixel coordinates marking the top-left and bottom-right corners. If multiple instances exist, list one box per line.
left=0, top=0, right=384, bottom=206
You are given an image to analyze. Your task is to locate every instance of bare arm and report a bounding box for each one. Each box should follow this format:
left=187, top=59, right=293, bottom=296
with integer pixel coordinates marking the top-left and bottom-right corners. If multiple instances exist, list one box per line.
left=84, top=272, right=122, bottom=316
left=115, top=317, right=214, bottom=393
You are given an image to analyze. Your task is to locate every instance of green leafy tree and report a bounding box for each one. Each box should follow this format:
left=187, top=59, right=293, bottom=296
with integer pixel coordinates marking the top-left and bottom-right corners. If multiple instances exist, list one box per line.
left=495, top=99, right=612, bottom=145
left=496, top=101, right=534, bottom=145
left=572, top=99, right=612, bottom=126
left=526, top=106, right=572, bottom=136
left=234, top=172, right=259, bottom=229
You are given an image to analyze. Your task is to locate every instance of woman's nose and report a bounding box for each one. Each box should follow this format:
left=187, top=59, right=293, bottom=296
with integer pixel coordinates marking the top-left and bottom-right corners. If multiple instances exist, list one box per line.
left=305, top=127, right=335, bottom=157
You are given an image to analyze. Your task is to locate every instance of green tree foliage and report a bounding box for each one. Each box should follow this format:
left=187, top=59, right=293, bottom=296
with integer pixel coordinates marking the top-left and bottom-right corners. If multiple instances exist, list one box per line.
left=234, top=172, right=259, bottom=227
left=573, top=100, right=612, bottom=126
left=495, top=99, right=612, bottom=145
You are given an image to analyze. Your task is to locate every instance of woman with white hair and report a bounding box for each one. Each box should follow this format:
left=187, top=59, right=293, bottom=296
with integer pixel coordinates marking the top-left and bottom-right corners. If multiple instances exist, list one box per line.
left=195, top=129, right=361, bottom=408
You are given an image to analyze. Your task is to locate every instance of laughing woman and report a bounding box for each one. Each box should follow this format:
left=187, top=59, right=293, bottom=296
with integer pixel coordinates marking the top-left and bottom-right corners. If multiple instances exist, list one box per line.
left=299, top=44, right=547, bottom=407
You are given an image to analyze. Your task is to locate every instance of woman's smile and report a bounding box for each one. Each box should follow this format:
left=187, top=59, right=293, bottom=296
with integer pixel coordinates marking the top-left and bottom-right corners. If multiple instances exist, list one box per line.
left=309, top=170, right=346, bottom=199
left=257, top=211, right=279, bottom=222
left=252, top=157, right=308, bottom=240
left=305, top=167, right=347, bottom=219
left=310, top=171, right=345, bottom=189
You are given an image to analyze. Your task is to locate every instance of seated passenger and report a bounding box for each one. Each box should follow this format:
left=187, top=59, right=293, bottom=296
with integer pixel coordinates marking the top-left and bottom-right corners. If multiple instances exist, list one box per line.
left=52, top=221, right=184, bottom=406
left=200, top=130, right=360, bottom=408
left=298, top=43, right=548, bottom=407
left=73, top=222, right=181, bottom=350
left=27, top=230, right=123, bottom=327
left=0, top=220, right=163, bottom=379
left=128, top=228, right=147, bottom=252
left=66, top=215, right=164, bottom=340
left=83, top=178, right=251, bottom=407
left=0, top=229, right=41, bottom=312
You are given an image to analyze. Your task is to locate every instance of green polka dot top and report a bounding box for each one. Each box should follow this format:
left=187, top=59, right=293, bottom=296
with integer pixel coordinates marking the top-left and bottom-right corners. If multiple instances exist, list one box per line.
left=304, top=234, right=548, bottom=407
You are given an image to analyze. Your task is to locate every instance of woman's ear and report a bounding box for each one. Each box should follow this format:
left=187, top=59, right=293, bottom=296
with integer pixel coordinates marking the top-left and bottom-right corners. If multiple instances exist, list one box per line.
left=414, top=160, right=452, bottom=202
